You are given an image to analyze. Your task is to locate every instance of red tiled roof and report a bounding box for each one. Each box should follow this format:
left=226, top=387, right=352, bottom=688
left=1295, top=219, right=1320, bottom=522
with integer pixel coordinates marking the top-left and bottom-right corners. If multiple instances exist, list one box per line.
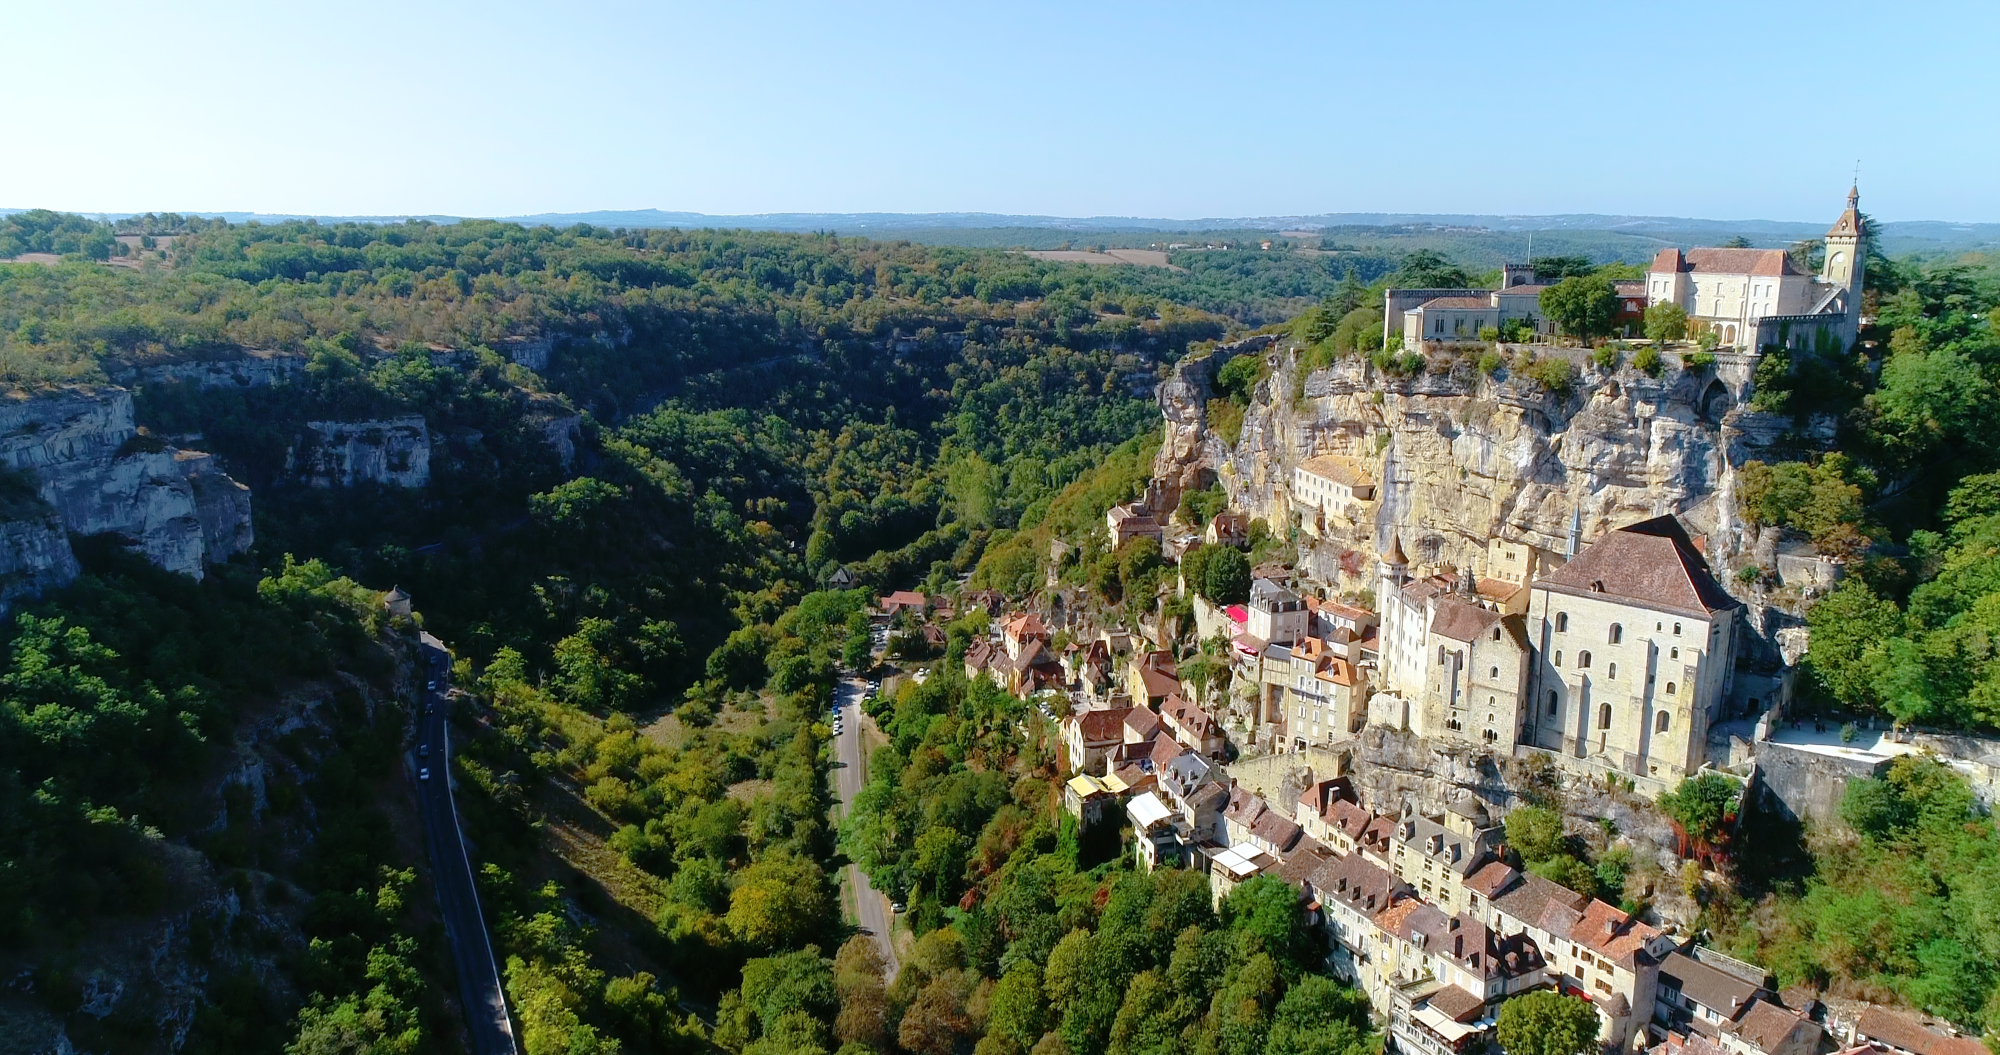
left=1071, top=706, right=1134, bottom=744
left=1729, top=1000, right=1810, bottom=1053
left=1428, top=985, right=1488, bottom=1023
left=1417, top=295, right=1496, bottom=310
left=1464, top=861, right=1519, bottom=899
left=1856, top=1008, right=1987, bottom=1055
left=1124, top=707, right=1162, bottom=741
left=1569, top=898, right=1662, bottom=969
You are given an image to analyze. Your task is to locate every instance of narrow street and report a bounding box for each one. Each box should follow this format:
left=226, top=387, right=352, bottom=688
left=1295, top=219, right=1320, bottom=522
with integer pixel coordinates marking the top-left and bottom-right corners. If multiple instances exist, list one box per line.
left=415, top=632, right=520, bottom=1055
left=833, top=675, right=900, bottom=979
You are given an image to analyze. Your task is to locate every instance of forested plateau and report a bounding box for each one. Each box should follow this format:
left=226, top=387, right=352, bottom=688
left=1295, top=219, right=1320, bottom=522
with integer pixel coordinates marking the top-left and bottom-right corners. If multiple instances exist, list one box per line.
left=2, top=205, right=2000, bottom=1055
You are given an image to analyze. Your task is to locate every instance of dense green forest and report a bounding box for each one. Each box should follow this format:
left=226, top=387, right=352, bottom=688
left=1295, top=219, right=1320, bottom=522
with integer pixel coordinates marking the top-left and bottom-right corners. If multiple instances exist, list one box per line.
left=4, top=202, right=2000, bottom=1052
left=0, top=209, right=1262, bottom=1053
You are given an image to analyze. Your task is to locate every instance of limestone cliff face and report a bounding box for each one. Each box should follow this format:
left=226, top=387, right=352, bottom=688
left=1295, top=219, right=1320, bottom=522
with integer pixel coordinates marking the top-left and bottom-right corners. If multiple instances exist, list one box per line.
left=1156, top=343, right=1781, bottom=595
left=123, top=350, right=307, bottom=390
left=0, top=388, right=255, bottom=589
left=290, top=417, right=431, bottom=489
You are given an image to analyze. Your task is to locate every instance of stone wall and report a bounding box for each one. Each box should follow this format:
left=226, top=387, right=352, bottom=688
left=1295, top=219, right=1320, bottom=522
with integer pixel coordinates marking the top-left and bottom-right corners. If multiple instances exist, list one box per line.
left=1747, top=741, right=1888, bottom=825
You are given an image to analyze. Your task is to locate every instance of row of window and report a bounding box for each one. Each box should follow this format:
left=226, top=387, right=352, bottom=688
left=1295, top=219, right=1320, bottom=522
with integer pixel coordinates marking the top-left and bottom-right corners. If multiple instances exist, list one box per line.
left=1553, top=614, right=1687, bottom=639
left=1544, top=691, right=1675, bottom=733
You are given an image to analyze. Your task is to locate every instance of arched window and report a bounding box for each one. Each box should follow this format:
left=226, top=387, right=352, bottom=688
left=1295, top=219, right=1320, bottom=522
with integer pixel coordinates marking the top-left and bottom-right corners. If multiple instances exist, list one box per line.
left=1556, top=612, right=1569, bottom=632
left=1599, top=703, right=1612, bottom=729
left=1488, top=696, right=1496, bottom=709
left=1609, top=624, right=1623, bottom=644
left=1608, top=662, right=1618, bottom=680
left=1579, top=651, right=1593, bottom=669
left=1547, top=690, right=1559, bottom=716
left=1490, top=666, right=1499, bottom=679
left=1438, top=645, right=1447, bottom=666
left=1670, top=647, right=1679, bottom=660
left=1655, top=711, right=1671, bottom=733
left=1673, top=622, right=1682, bottom=636
left=1554, top=650, right=1563, bottom=667
left=1665, top=682, right=1677, bottom=696
left=1492, top=628, right=1501, bottom=642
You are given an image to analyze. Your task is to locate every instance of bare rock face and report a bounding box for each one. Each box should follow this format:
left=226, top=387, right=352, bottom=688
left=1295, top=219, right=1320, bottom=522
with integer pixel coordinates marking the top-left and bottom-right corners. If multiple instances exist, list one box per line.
left=125, top=350, right=307, bottom=389
left=1155, top=347, right=1778, bottom=597
left=290, top=417, right=431, bottom=488
left=0, top=388, right=255, bottom=591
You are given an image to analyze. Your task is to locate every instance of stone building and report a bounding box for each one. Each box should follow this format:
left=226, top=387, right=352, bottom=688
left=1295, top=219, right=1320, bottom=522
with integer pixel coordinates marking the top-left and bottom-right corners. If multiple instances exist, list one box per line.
left=1525, top=515, right=1741, bottom=783
left=1422, top=597, right=1532, bottom=749
left=1292, top=454, right=1376, bottom=539
left=1644, top=189, right=1866, bottom=350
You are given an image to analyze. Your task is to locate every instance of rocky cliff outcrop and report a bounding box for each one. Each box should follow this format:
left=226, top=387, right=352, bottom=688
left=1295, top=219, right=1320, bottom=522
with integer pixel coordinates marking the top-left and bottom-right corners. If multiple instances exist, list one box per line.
left=0, top=388, right=255, bottom=592
left=1157, top=344, right=1782, bottom=593
left=290, top=417, right=431, bottom=488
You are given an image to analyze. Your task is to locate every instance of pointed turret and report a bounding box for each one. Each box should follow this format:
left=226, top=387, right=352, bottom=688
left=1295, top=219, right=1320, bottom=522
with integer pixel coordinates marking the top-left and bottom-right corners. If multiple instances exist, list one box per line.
left=1382, top=531, right=1408, bottom=567
left=1823, top=185, right=1865, bottom=297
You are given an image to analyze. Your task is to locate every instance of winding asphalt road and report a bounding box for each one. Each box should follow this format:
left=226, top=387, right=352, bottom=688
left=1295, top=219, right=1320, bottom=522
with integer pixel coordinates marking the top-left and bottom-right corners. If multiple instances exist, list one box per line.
left=415, top=633, right=520, bottom=1055
left=833, top=676, right=900, bottom=979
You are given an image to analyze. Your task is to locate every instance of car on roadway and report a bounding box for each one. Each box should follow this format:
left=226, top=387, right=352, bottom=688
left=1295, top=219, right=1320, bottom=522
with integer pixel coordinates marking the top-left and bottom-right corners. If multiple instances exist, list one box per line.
left=419, top=767, right=431, bottom=781
left=427, top=680, right=437, bottom=691
left=890, top=901, right=905, bottom=914
left=420, top=744, right=430, bottom=758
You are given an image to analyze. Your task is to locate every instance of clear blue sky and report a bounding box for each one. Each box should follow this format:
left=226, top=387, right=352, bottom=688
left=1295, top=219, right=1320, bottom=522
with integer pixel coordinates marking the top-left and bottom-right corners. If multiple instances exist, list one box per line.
left=4, top=0, right=1993, bottom=222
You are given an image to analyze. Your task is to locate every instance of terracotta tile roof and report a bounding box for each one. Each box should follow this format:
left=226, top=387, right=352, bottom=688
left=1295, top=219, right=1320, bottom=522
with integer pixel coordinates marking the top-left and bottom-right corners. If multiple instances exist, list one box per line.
left=1569, top=898, right=1663, bottom=969
left=1320, top=599, right=1373, bottom=623
left=1686, top=247, right=1800, bottom=277
left=1856, top=1007, right=1988, bottom=1055
left=1004, top=611, right=1049, bottom=640
left=1373, top=898, right=1426, bottom=934
left=1430, top=596, right=1504, bottom=643
left=1124, top=708, right=1162, bottom=741
left=1537, top=515, right=1739, bottom=617
left=1490, top=871, right=1589, bottom=930
left=965, top=638, right=997, bottom=669
left=1650, top=246, right=1801, bottom=277
left=1297, top=454, right=1376, bottom=490
left=1728, top=1000, right=1811, bottom=1054
left=1163, top=693, right=1218, bottom=740
left=1071, top=706, right=1133, bottom=744
left=1464, top=860, right=1519, bottom=899
left=1328, top=799, right=1374, bottom=839
left=1149, top=734, right=1189, bottom=770
left=880, top=590, right=926, bottom=611
left=1428, top=985, right=1488, bottom=1023
left=1417, top=295, right=1497, bottom=310
left=1250, top=809, right=1304, bottom=852
left=1277, top=837, right=1333, bottom=884
left=1224, top=786, right=1268, bottom=824
left=1306, top=850, right=1409, bottom=916
left=1492, top=284, right=1550, bottom=297
left=1476, top=577, right=1522, bottom=603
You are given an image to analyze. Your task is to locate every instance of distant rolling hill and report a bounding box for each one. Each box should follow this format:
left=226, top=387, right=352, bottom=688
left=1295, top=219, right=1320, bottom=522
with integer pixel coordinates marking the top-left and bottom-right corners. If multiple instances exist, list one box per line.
left=7, top=206, right=1996, bottom=259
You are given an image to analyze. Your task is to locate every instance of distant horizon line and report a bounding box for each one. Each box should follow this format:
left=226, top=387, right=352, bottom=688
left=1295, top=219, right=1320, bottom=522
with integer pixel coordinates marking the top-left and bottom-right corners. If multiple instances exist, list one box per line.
left=7, top=205, right=1999, bottom=233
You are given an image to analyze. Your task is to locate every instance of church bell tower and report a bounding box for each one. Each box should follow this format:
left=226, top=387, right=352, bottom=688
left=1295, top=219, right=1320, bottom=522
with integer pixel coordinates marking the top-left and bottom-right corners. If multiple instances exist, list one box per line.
left=1822, top=186, right=1865, bottom=303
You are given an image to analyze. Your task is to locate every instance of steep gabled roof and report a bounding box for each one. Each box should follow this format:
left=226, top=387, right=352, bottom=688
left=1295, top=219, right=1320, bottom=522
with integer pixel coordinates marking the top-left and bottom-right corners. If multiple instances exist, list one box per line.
left=1653, top=247, right=1800, bottom=277
left=1070, top=706, right=1134, bottom=745
left=1855, top=1008, right=1988, bottom=1055
left=1537, top=515, right=1739, bottom=617
left=1430, top=596, right=1504, bottom=643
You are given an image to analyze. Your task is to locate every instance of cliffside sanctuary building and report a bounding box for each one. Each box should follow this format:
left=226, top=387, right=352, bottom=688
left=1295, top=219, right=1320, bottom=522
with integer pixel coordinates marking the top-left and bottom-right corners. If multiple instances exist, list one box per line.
left=1384, top=188, right=1866, bottom=353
